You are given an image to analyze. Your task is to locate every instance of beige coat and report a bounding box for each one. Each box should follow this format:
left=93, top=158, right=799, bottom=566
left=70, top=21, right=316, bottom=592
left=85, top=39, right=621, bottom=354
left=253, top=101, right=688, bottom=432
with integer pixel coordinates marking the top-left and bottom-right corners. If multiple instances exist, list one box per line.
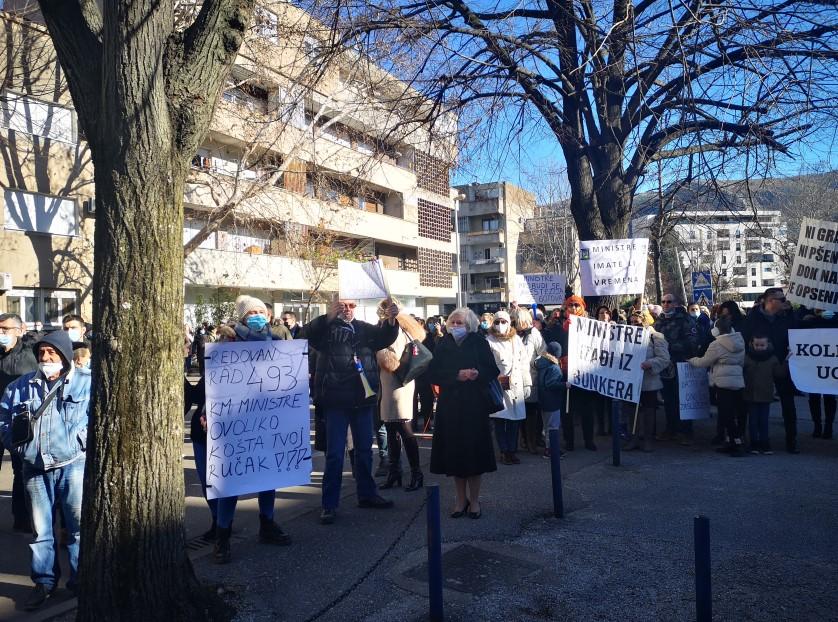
left=377, top=319, right=425, bottom=421
left=487, top=330, right=532, bottom=421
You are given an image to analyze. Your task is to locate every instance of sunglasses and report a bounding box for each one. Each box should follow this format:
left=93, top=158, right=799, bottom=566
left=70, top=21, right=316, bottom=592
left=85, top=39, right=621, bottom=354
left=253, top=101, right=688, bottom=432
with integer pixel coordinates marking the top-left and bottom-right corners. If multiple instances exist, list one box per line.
left=493, top=319, right=508, bottom=325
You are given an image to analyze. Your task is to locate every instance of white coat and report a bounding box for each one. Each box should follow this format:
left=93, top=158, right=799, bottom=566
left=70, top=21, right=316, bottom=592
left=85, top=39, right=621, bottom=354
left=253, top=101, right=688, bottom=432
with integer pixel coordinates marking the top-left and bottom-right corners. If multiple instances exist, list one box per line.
left=487, top=330, right=532, bottom=421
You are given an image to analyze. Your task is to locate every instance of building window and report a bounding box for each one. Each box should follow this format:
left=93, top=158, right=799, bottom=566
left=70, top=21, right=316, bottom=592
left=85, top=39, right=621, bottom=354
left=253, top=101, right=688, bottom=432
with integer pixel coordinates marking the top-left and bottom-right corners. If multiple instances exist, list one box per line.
left=722, top=255, right=727, bottom=264
left=1, top=92, right=76, bottom=143
left=484, top=248, right=491, bottom=260
left=689, top=230, right=696, bottom=240
left=253, top=7, right=278, bottom=43
left=735, top=242, right=741, bottom=251
left=460, top=273, right=468, bottom=291
left=751, top=267, right=756, bottom=276
left=457, top=216, right=469, bottom=233
left=736, top=255, right=741, bottom=264
left=752, top=280, right=757, bottom=287
left=6, top=288, right=78, bottom=327
left=481, top=218, right=499, bottom=232
left=3, top=189, right=78, bottom=236
left=763, top=279, right=775, bottom=287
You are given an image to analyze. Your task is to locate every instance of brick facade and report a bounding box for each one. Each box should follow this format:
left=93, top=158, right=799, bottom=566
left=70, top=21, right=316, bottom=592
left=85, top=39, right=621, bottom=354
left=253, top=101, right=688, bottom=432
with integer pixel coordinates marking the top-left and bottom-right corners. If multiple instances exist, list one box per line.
left=418, top=247, right=454, bottom=288
left=417, top=198, right=452, bottom=242
left=415, top=151, right=450, bottom=196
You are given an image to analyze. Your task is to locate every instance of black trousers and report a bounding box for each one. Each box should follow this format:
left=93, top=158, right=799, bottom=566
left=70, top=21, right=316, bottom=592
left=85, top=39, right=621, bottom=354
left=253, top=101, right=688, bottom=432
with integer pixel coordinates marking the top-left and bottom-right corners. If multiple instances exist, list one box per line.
left=776, top=376, right=798, bottom=446
left=716, top=388, right=746, bottom=442
left=563, top=387, right=595, bottom=447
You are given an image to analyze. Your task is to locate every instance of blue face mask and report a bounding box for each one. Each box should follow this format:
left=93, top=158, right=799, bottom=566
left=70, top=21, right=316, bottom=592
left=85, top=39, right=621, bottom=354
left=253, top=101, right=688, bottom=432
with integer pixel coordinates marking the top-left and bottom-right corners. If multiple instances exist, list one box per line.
left=823, top=311, right=835, bottom=320
left=427, top=323, right=436, bottom=331
left=480, top=321, right=490, bottom=330
left=0, top=334, right=12, bottom=348
left=246, top=314, right=268, bottom=331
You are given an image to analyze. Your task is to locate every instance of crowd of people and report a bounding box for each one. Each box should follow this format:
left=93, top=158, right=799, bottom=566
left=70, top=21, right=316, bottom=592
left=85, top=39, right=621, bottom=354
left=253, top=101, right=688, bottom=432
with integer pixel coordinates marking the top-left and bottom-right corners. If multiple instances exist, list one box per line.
left=0, top=285, right=835, bottom=610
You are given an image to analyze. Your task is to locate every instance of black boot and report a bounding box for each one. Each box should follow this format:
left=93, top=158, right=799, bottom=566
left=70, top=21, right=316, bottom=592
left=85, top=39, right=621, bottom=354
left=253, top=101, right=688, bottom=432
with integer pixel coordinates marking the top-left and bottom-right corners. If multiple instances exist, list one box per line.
left=213, top=527, right=232, bottom=564
left=374, top=456, right=389, bottom=477
left=813, top=420, right=823, bottom=438
left=259, top=515, right=291, bottom=545
left=380, top=464, right=403, bottom=489
left=405, top=471, right=424, bottom=492
left=823, top=420, right=834, bottom=440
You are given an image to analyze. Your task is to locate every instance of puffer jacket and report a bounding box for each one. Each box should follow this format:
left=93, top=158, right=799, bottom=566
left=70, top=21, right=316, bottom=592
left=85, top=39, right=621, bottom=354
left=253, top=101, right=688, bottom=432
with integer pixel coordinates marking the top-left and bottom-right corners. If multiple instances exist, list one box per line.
left=518, top=327, right=546, bottom=403
left=688, top=331, right=745, bottom=390
left=641, top=330, right=671, bottom=392
left=304, top=314, right=399, bottom=409
left=487, top=329, right=532, bottom=421
left=655, top=307, right=699, bottom=362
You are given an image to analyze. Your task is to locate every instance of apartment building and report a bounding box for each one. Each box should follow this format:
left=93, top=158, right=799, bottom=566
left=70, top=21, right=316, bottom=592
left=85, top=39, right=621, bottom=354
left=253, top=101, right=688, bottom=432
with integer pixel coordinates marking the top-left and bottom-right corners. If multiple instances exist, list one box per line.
left=0, top=3, right=458, bottom=325
left=453, top=181, right=534, bottom=313
left=631, top=186, right=788, bottom=306
left=0, top=11, right=95, bottom=326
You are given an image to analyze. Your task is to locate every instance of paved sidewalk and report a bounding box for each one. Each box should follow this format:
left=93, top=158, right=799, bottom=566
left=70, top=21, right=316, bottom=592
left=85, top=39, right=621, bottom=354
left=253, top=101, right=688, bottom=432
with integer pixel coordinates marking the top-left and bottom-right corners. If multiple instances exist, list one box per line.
left=1, top=396, right=836, bottom=621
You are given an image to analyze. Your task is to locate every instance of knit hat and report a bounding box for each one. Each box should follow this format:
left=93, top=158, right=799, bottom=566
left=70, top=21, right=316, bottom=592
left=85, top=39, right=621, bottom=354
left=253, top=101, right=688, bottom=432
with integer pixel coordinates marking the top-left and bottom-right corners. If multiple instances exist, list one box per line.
left=546, top=341, right=562, bottom=358
left=494, top=310, right=511, bottom=323
left=235, top=295, right=267, bottom=321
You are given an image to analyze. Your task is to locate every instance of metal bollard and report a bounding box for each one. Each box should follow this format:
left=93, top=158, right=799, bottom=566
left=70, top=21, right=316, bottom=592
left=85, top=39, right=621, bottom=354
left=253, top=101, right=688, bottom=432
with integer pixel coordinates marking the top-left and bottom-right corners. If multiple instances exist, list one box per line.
left=611, top=399, right=621, bottom=467
left=549, top=429, right=564, bottom=518
left=426, top=484, right=444, bottom=621
left=694, top=515, right=712, bottom=622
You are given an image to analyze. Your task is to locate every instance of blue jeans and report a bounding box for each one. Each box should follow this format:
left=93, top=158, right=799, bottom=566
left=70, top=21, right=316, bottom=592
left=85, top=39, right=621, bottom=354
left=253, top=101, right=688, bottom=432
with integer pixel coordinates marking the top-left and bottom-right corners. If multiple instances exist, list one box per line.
left=322, top=405, right=378, bottom=510
left=493, top=418, right=520, bottom=453
left=748, top=402, right=771, bottom=450
left=24, top=458, right=84, bottom=590
left=192, top=441, right=218, bottom=521
left=216, top=490, right=275, bottom=529
left=542, top=410, right=561, bottom=448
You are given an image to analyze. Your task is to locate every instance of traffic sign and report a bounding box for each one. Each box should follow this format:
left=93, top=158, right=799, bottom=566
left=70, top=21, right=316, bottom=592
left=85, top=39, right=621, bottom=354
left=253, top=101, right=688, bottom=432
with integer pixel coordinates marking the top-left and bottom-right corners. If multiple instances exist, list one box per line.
left=691, top=271, right=713, bottom=305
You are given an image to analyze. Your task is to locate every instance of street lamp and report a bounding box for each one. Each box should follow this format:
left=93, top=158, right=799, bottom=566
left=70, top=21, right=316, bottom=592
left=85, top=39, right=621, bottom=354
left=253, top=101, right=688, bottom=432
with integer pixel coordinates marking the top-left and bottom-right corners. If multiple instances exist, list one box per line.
left=453, top=192, right=465, bottom=308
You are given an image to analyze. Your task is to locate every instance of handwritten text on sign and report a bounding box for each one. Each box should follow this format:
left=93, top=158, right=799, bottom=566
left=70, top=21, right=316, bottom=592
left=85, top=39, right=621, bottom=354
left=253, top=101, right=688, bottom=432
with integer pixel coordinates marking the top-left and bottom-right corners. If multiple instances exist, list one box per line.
left=567, top=315, right=649, bottom=403
left=788, top=329, right=838, bottom=395
left=786, top=218, right=838, bottom=312
left=579, top=238, right=649, bottom=297
left=204, top=339, right=311, bottom=500
left=515, top=273, right=566, bottom=305
left=677, top=363, right=711, bottom=420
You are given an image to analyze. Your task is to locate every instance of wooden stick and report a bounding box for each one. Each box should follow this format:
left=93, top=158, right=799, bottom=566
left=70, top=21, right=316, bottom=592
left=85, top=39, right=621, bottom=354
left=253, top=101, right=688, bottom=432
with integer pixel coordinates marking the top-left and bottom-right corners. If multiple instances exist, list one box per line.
left=631, top=399, right=641, bottom=435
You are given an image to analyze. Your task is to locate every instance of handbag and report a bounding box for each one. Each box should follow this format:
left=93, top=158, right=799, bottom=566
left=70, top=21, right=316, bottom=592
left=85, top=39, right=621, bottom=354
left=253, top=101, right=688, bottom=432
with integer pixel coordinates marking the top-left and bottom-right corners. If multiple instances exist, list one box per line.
left=394, top=331, right=433, bottom=386
left=10, top=377, right=65, bottom=448
left=484, top=377, right=505, bottom=414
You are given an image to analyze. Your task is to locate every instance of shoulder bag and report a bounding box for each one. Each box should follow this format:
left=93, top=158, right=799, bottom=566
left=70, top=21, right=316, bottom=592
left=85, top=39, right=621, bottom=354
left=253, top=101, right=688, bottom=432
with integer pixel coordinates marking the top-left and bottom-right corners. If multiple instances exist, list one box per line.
left=10, top=377, right=65, bottom=448
left=395, top=330, right=434, bottom=386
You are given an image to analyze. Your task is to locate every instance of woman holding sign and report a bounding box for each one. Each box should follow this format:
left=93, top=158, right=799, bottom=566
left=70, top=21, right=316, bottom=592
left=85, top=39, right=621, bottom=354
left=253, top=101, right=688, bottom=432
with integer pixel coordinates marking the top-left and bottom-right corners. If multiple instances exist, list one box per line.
left=428, top=308, right=500, bottom=519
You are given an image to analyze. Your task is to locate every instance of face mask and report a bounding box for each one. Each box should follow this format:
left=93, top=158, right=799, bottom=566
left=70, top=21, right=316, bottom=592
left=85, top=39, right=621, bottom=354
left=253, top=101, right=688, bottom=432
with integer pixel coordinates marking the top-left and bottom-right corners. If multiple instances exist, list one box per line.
left=450, top=326, right=467, bottom=340
left=495, top=323, right=509, bottom=335
left=39, top=361, right=64, bottom=378
left=246, top=315, right=268, bottom=331
left=480, top=321, right=489, bottom=330
left=711, top=327, right=720, bottom=338
left=67, top=328, right=83, bottom=342
left=427, top=323, right=436, bottom=331
left=689, top=311, right=700, bottom=318
left=823, top=311, right=836, bottom=320
left=0, top=334, right=12, bottom=348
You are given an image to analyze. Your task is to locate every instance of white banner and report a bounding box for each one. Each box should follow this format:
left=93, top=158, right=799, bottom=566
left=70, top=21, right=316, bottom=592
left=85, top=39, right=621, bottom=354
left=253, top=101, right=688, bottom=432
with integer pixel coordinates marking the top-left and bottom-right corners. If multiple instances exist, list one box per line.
left=514, top=273, right=566, bottom=305
left=677, top=363, right=711, bottom=420
left=788, top=329, right=838, bottom=395
left=204, top=340, right=311, bottom=500
left=786, top=218, right=838, bottom=312
left=579, top=238, right=649, bottom=296
left=338, top=258, right=390, bottom=300
left=566, top=315, right=649, bottom=403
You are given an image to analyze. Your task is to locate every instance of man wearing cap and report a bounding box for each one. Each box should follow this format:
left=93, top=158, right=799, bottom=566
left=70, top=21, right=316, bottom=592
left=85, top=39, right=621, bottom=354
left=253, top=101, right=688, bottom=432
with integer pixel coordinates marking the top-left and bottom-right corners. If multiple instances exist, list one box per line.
left=304, top=297, right=400, bottom=524
left=0, top=330, right=90, bottom=611
left=0, top=313, right=38, bottom=532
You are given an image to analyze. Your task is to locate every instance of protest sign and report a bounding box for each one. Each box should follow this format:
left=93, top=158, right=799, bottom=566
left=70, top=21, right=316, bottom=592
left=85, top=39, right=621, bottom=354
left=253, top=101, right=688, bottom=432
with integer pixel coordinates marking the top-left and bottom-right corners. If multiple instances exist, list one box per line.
left=579, top=238, right=649, bottom=296
left=786, top=218, right=838, bottom=312
left=338, top=258, right=390, bottom=300
left=691, top=271, right=713, bottom=305
left=788, top=329, right=838, bottom=395
left=514, top=273, right=566, bottom=305
left=566, top=315, right=649, bottom=403
left=677, top=363, right=711, bottom=420
left=204, top=339, right=311, bottom=500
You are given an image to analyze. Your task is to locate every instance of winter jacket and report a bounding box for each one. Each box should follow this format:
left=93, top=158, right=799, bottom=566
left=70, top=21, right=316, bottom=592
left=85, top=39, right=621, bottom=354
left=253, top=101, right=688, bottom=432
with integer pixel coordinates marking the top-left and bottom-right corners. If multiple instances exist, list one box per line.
left=377, top=325, right=425, bottom=422
left=743, top=352, right=783, bottom=403
left=640, top=331, right=671, bottom=392
left=654, top=307, right=699, bottom=362
left=487, top=330, right=532, bottom=421
left=304, top=314, right=399, bottom=409
left=741, top=307, right=797, bottom=357
left=536, top=354, right=564, bottom=412
left=0, top=338, right=38, bottom=394
left=688, top=331, right=745, bottom=390
left=518, top=327, right=546, bottom=403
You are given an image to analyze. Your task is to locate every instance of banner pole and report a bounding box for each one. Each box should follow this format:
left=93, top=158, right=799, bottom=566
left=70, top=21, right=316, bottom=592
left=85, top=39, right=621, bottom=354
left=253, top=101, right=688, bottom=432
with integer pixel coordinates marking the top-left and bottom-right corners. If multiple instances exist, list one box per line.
left=631, top=399, right=641, bottom=435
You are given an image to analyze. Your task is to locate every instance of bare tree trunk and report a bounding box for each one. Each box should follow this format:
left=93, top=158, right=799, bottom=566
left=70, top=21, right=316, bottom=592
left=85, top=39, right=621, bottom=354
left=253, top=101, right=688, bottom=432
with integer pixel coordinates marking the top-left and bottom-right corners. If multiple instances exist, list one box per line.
left=651, top=237, right=664, bottom=303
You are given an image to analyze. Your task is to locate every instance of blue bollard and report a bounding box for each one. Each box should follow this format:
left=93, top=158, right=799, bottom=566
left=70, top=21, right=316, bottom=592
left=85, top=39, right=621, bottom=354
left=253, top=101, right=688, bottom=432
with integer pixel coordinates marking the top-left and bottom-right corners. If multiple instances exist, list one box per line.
left=426, top=484, right=444, bottom=621
left=611, top=399, right=621, bottom=467
left=549, top=429, right=564, bottom=518
left=694, top=515, right=712, bottom=622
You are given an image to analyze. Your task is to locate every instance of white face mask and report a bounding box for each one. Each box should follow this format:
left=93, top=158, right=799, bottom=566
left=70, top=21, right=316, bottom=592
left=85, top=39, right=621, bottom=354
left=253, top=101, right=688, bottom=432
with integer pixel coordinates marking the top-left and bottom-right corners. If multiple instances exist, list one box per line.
left=711, top=327, right=720, bottom=338
left=67, top=328, right=83, bottom=342
left=689, top=311, right=700, bottom=318
left=450, top=326, right=468, bottom=340
left=39, top=361, right=64, bottom=378
left=495, top=323, right=509, bottom=335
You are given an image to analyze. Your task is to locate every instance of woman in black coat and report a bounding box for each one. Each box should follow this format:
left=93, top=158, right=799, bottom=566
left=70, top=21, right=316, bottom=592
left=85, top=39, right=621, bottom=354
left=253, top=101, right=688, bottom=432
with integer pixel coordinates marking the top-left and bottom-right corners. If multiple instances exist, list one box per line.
left=428, top=307, right=500, bottom=519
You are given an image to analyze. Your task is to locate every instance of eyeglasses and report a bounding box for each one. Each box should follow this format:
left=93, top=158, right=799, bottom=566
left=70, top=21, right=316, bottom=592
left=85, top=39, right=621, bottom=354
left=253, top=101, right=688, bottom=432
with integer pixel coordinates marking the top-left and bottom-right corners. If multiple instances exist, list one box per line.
left=340, top=303, right=357, bottom=309
left=662, top=300, right=674, bottom=304
left=0, top=326, right=20, bottom=334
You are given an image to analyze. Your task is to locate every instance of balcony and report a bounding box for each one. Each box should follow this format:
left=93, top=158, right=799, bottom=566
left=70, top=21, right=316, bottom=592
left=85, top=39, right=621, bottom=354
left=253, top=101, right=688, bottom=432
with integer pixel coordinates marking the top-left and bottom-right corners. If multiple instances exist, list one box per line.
left=467, top=289, right=505, bottom=304
left=463, top=229, right=504, bottom=245
left=466, top=257, right=505, bottom=273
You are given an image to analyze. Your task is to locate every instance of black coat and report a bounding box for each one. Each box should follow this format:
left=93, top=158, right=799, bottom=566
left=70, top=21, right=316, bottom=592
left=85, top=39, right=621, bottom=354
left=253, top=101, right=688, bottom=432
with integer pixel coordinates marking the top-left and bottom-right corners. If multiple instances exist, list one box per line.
left=304, top=315, right=399, bottom=409
left=427, top=332, right=500, bottom=477
left=0, top=339, right=38, bottom=394
left=654, top=307, right=699, bottom=362
left=742, top=307, right=797, bottom=357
